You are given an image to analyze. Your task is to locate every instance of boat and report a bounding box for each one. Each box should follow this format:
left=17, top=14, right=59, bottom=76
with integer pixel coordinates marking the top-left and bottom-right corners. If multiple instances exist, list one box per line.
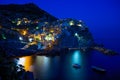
left=73, top=64, right=81, bottom=69
left=91, top=66, right=106, bottom=73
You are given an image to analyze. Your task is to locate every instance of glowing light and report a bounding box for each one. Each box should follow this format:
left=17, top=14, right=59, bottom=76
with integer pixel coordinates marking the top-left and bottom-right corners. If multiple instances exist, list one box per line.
left=18, top=56, right=32, bottom=71
left=34, top=34, right=41, bottom=41
left=24, top=19, right=29, bottom=23
left=36, top=26, right=39, bottom=29
left=45, top=34, right=54, bottom=41
left=2, top=34, right=6, bottom=39
left=22, top=30, right=27, bottom=35
left=69, top=21, right=74, bottom=26
left=12, top=21, right=15, bottom=23
left=17, top=21, right=21, bottom=26
left=3, top=37, right=6, bottom=39
left=72, top=50, right=81, bottom=63
left=18, top=57, right=25, bottom=65
left=29, top=38, right=33, bottom=42
left=19, top=36, right=23, bottom=41
left=43, top=56, right=50, bottom=65
left=75, top=33, right=78, bottom=36
left=24, top=21, right=28, bottom=24
left=77, top=24, right=82, bottom=27
left=45, top=36, right=52, bottom=41
left=50, top=29, right=54, bottom=33
left=36, top=56, right=50, bottom=71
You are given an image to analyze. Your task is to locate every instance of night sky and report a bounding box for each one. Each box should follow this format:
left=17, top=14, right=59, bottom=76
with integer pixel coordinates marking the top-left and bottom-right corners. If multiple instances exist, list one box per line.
left=0, top=0, right=120, bottom=39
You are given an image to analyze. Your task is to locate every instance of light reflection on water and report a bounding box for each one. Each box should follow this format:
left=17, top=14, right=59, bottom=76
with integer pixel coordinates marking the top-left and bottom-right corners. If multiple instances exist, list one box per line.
left=72, top=50, right=82, bottom=64
left=18, top=56, right=33, bottom=71
left=18, top=50, right=88, bottom=80
left=35, top=56, right=51, bottom=73
left=18, top=57, right=25, bottom=65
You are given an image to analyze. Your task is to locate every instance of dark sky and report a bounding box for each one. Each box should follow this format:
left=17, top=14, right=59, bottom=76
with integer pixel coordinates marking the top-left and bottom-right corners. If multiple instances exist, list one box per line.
left=0, top=0, right=120, bottom=19
left=0, top=0, right=120, bottom=39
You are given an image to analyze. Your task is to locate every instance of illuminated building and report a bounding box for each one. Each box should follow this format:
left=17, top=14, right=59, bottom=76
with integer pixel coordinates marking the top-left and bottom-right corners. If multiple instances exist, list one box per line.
left=17, top=20, right=21, bottom=26
left=19, top=36, right=23, bottom=41
left=69, top=21, right=74, bottom=26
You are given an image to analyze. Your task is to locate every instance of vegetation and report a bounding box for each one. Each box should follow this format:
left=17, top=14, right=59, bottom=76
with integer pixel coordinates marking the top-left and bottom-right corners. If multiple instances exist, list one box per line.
left=0, top=46, right=26, bottom=80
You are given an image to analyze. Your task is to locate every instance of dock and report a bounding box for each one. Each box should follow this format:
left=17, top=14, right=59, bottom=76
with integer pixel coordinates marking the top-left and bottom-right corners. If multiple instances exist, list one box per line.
left=91, top=46, right=118, bottom=55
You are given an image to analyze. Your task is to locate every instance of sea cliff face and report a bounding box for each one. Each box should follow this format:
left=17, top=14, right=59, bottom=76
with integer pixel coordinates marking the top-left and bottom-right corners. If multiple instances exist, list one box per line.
left=0, top=3, right=94, bottom=50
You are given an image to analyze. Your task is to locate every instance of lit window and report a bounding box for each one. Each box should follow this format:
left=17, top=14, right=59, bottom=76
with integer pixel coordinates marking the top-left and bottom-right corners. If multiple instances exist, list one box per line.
left=36, top=27, right=39, bottom=29
left=17, top=21, right=21, bottom=26
left=69, top=21, right=74, bottom=26
left=22, top=30, right=27, bottom=35
left=2, top=34, right=6, bottom=39
left=19, top=36, right=23, bottom=41
left=75, top=33, right=78, bottom=36
left=45, top=34, right=54, bottom=41
left=77, top=24, right=82, bottom=27
left=29, top=38, right=33, bottom=42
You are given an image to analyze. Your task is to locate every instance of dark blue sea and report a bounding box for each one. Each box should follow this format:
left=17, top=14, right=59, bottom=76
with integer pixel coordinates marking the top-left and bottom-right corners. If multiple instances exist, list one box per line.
left=20, top=37, right=120, bottom=80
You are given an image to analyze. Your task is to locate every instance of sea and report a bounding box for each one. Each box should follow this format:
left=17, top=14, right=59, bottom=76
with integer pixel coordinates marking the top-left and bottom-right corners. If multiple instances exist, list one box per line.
left=18, top=37, right=120, bottom=80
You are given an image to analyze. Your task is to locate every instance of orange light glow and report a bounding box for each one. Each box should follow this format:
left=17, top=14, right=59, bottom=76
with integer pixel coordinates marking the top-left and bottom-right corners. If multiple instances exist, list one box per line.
left=50, top=29, right=54, bottom=33
left=22, top=30, right=27, bottom=35
left=19, top=30, right=27, bottom=36
left=18, top=56, right=33, bottom=71
left=34, top=34, right=41, bottom=41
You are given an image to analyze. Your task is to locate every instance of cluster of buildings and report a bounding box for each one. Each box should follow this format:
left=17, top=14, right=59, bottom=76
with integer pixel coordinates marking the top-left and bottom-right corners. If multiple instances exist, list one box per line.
left=11, top=18, right=94, bottom=50
left=0, top=16, right=94, bottom=50
left=12, top=18, right=39, bottom=26
left=0, top=3, right=95, bottom=80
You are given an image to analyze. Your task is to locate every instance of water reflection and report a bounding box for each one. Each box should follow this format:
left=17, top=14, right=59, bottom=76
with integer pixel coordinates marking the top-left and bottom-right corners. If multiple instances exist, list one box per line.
left=72, top=50, right=82, bottom=64
left=62, top=50, right=87, bottom=80
left=35, top=56, right=50, bottom=72
left=18, top=50, right=87, bottom=80
left=18, top=56, right=33, bottom=71
left=18, top=57, right=25, bottom=65
left=17, top=49, right=120, bottom=80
